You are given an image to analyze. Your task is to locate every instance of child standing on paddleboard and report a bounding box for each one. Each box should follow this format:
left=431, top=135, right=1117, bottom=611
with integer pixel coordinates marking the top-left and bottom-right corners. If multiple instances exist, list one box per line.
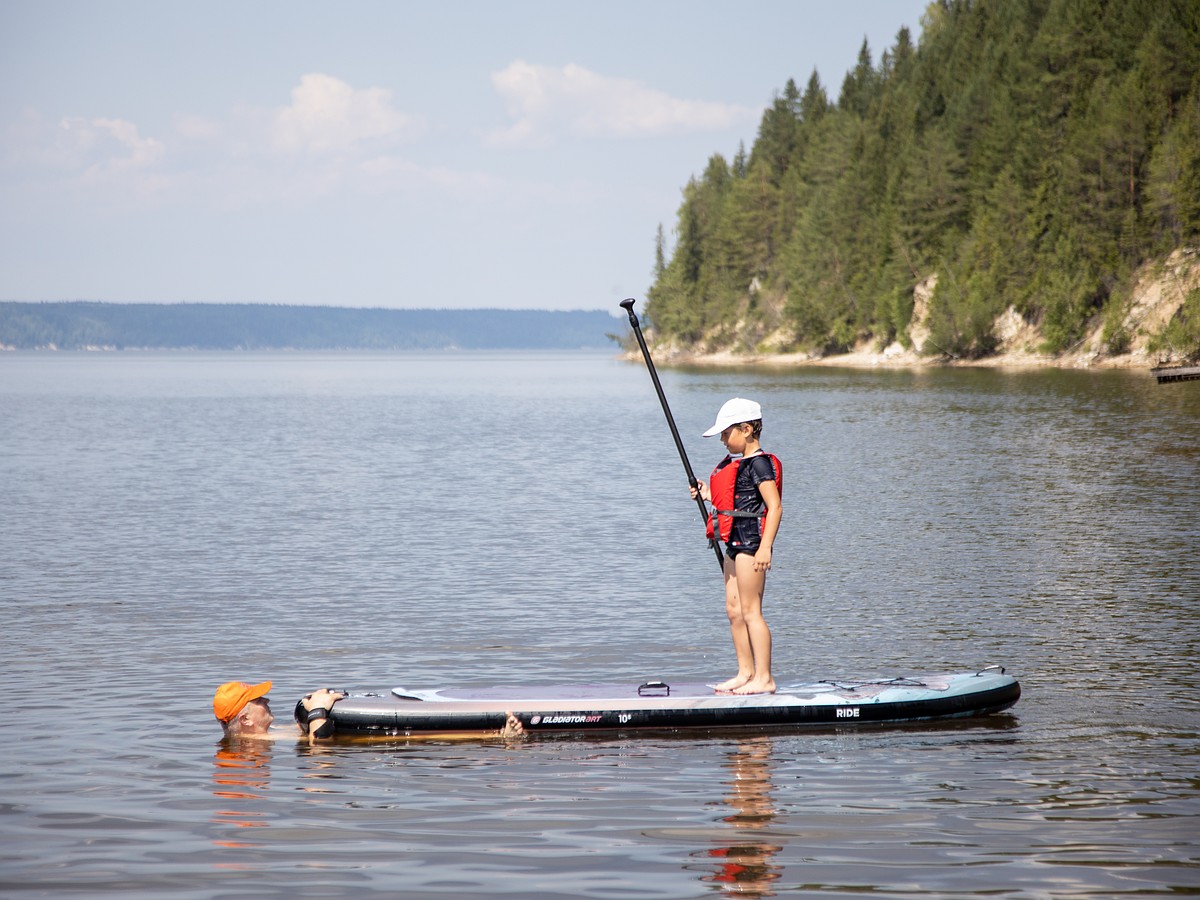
left=691, top=398, right=782, bottom=695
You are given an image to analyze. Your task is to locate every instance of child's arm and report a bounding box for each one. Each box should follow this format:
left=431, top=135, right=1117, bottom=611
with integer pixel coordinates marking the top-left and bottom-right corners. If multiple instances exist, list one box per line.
left=754, top=479, right=782, bottom=571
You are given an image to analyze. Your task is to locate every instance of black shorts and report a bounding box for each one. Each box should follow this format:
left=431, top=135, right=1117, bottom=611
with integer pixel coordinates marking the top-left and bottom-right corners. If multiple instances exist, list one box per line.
left=725, top=543, right=759, bottom=561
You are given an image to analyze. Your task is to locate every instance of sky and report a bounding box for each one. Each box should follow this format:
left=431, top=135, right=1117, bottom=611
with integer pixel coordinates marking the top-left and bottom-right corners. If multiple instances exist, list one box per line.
left=1, top=1, right=931, bottom=312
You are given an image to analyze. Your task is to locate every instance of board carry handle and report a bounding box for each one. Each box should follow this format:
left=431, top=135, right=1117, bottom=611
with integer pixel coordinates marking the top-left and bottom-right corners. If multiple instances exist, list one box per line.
left=637, top=681, right=671, bottom=696
left=974, top=665, right=1006, bottom=675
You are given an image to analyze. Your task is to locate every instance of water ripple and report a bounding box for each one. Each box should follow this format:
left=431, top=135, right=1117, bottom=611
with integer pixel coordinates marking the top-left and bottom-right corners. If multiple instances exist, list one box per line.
left=2, top=354, right=1198, bottom=897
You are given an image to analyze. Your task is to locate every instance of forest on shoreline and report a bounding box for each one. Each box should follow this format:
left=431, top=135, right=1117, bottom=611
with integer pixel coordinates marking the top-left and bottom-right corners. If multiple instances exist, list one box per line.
left=643, top=0, right=1200, bottom=364
left=0, top=302, right=621, bottom=351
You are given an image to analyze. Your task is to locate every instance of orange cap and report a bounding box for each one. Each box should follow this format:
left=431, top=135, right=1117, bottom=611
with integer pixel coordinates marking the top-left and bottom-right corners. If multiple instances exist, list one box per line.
left=213, top=681, right=272, bottom=723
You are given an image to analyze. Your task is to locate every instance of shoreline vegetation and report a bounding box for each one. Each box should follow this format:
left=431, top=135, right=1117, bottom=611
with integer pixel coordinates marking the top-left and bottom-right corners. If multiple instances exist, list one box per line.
left=640, top=0, right=1200, bottom=372
left=629, top=247, right=1200, bottom=372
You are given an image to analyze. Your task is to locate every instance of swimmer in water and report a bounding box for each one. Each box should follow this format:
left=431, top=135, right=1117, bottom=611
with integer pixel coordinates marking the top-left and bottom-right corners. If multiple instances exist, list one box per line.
left=213, top=681, right=525, bottom=741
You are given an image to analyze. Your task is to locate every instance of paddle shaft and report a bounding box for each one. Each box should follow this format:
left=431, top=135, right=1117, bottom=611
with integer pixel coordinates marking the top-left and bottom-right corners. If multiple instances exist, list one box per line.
left=620, top=298, right=725, bottom=571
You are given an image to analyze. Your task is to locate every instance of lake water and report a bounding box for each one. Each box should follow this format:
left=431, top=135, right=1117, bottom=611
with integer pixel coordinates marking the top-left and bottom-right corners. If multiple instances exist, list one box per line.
left=1, top=351, right=1197, bottom=898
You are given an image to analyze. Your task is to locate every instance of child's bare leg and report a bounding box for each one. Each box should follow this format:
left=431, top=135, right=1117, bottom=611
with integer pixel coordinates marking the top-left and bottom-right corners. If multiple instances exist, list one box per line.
left=731, top=554, right=775, bottom=695
left=715, top=556, right=755, bottom=692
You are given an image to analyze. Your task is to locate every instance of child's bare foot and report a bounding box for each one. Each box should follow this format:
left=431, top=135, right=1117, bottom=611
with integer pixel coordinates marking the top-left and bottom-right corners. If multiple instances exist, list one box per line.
left=732, top=678, right=776, bottom=695
left=714, top=675, right=752, bottom=693
left=500, top=712, right=525, bottom=738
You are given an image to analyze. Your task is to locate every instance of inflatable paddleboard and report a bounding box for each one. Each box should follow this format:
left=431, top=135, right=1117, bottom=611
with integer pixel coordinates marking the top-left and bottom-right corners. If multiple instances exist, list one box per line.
left=329, top=666, right=1019, bottom=735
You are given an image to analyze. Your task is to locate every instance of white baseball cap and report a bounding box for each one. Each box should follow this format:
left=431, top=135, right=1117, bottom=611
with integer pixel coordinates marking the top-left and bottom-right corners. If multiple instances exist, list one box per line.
left=702, top=397, right=762, bottom=437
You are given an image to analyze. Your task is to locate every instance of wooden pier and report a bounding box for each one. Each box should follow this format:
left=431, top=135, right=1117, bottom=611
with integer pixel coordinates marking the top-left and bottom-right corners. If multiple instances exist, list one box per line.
left=1150, top=365, right=1200, bottom=384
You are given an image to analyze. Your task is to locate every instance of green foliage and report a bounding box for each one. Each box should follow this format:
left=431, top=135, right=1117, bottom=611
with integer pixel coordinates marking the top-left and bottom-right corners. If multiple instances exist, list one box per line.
left=924, top=263, right=1003, bottom=359
left=644, top=0, right=1200, bottom=357
left=1146, top=80, right=1200, bottom=248
left=1148, top=287, right=1200, bottom=360
left=1100, top=285, right=1133, bottom=355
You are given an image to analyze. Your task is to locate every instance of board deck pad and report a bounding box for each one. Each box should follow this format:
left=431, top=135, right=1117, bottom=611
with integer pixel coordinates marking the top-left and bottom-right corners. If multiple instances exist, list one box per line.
left=392, top=676, right=952, bottom=704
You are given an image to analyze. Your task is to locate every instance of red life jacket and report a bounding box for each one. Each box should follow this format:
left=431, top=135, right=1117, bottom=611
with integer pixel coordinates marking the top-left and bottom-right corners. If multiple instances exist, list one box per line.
left=705, top=452, right=783, bottom=543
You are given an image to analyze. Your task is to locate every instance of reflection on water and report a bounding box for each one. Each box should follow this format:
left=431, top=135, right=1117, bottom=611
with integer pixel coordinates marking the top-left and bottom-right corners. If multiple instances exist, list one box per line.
left=699, top=739, right=783, bottom=897
left=211, top=741, right=273, bottom=850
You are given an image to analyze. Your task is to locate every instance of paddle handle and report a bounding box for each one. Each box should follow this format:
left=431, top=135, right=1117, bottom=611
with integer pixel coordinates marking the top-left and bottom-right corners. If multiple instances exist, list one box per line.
left=620, top=298, right=725, bottom=571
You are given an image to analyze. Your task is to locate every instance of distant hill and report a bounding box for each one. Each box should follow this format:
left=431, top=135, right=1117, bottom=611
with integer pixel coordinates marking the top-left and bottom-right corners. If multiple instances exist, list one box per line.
left=0, top=302, right=624, bottom=350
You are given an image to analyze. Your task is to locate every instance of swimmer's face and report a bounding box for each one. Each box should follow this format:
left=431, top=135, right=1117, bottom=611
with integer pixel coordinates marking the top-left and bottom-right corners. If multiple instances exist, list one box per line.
left=241, top=697, right=274, bottom=733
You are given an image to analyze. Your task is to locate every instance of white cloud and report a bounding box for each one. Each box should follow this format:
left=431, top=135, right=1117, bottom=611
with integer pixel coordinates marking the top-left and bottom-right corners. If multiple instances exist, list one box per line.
left=16, top=114, right=166, bottom=176
left=8, top=68, right=682, bottom=211
left=173, top=113, right=222, bottom=142
left=3, top=74, right=438, bottom=209
left=358, top=155, right=506, bottom=194
left=487, top=60, right=756, bottom=146
left=80, top=117, right=165, bottom=169
left=272, top=73, right=423, bottom=155
left=4, top=115, right=170, bottom=201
